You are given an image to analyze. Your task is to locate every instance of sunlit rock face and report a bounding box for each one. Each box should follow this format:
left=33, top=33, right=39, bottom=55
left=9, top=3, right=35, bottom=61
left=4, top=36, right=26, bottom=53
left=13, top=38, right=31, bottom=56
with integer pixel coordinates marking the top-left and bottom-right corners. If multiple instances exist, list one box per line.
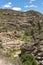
left=0, top=9, right=43, bottom=65
left=20, top=11, right=43, bottom=65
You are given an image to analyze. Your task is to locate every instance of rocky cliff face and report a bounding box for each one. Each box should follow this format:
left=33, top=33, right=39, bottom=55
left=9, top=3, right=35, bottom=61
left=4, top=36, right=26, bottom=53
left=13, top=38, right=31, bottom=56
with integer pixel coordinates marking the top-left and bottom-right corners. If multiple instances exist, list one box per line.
left=20, top=11, right=43, bottom=65
left=0, top=9, right=43, bottom=64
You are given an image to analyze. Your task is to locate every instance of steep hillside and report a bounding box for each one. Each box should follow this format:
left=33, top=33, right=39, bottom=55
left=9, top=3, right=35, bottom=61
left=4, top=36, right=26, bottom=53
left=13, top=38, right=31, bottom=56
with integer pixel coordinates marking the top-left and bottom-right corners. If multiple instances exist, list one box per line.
left=0, top=9, right=43, bottom=65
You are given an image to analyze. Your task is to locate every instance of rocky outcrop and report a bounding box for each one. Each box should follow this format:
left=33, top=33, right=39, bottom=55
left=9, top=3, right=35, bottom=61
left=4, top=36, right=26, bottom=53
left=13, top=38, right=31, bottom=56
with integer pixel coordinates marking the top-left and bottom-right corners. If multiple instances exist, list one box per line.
left=0, top=9, right=43, bottom=64
left=21, top=41, right=43, bottom=65
left=20, top=11, right=43, bottom=65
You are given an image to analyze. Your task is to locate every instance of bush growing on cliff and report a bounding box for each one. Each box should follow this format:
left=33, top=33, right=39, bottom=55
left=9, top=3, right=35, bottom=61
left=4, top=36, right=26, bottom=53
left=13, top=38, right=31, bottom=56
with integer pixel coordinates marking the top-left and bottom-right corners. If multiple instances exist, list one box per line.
left=0, top=40, right=3, bottom=48
left=21, top=53, right=38, bottom=65
left=21, top=28, right=32, bottom=41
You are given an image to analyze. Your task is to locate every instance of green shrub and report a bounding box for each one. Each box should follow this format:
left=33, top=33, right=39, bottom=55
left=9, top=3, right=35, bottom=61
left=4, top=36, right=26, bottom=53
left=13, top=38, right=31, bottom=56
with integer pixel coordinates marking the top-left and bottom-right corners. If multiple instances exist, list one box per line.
left=23, top=61, right=32, bottom=65
left=21, top=53, right=38, bottom=65
left=24, top=28, right=31, bottom=36
left=21, top=28, right=32, bottom=41
left=0, top=40, right=3, bottom=48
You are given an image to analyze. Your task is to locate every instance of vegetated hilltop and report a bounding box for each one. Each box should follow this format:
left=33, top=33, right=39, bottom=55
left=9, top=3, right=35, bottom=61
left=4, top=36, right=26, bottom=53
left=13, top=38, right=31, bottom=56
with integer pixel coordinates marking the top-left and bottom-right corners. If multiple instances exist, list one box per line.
left=0, top=9, right=43, bottom=65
